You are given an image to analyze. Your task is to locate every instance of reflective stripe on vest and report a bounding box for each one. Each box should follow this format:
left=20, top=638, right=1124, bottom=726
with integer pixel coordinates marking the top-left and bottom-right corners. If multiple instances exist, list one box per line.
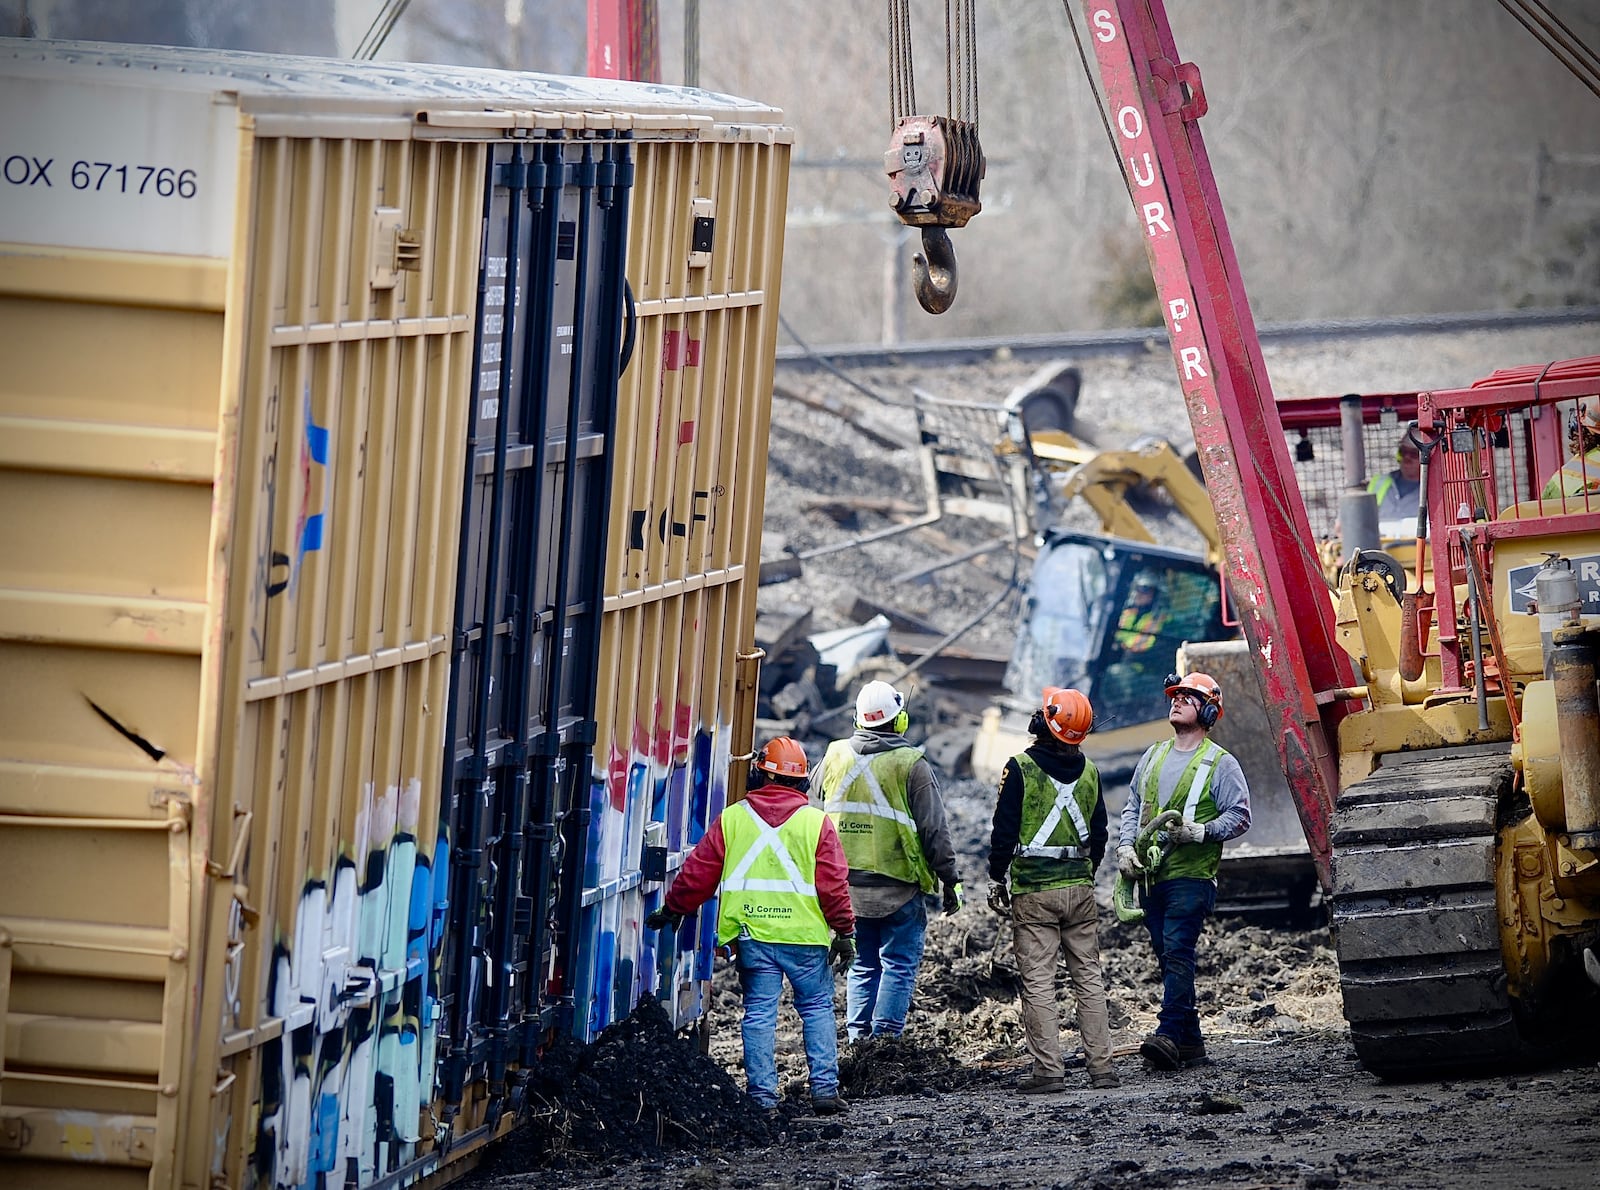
left=820, top=741, right=936, bottom=892
left=1016, top=767, right=1090, bottom=860
left=723, top=802, right=818, bottom=897
left=1545, top=449, right=1600, bottom=498
left=822, top=750, right=915, bottom=831
left=717, top=801, right=830, bottom=947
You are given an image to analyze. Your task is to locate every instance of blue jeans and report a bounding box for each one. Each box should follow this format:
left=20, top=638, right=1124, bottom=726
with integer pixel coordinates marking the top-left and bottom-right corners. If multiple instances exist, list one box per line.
left=736, top=939, right=839, bottom=1106
left=1140, top=877, right=1216, bottom=1048
left=846, top=895, right=927, bottom=1042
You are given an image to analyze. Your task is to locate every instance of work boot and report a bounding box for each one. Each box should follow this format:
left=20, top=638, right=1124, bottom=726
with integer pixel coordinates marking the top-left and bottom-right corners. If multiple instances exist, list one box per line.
left=1089, top=1068, right=1121, bottom=1089
left=1016, top=1074, right=1066, bottom=1094
left=1139, top=1033, right=1181, bottom=1071
left=811, top=1094, right=847, bottom=1116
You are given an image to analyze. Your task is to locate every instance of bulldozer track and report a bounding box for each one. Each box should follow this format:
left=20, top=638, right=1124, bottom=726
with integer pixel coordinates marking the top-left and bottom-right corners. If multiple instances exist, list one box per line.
left=1329, top=750, right=1523, bottom=1077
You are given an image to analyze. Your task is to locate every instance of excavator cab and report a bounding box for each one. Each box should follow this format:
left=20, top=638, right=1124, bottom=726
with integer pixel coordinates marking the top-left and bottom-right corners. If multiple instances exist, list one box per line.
left=1003, top=530, right=1227, bottom=775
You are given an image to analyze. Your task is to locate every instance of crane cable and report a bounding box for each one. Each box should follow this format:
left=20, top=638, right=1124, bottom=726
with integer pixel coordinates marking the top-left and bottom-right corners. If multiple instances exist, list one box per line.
left=1496, top=0, right=1600, bottom=101
left=887, top=0, right=980, bottom=127
left=354, top=0, right=415, bottom=61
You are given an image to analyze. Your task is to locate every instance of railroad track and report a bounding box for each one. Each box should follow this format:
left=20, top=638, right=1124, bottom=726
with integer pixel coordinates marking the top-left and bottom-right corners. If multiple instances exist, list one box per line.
left=776, top=305, right=1600, bottom=373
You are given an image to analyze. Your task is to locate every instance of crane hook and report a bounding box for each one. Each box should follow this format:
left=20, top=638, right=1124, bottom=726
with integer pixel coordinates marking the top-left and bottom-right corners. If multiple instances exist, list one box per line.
left=912, top=226, right=958, bottom=315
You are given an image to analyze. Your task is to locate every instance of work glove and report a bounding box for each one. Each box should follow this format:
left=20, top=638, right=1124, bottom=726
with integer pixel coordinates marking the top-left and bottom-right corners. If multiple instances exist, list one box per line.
left=1116, top=845, right=1143, bottom=878
left=1174, top=819, right=1208, bottom=845
left=942, top=881, right=965, bottom=914
left=987, top=880, right=1012, bottom=914
left=829, top=932, right=857, bottom=973
left=644, top=907, right=684, bottom=932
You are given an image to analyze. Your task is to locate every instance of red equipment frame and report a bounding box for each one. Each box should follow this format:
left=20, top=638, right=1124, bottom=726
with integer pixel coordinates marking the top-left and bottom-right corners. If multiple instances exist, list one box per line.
left=1086, top=1, right=1354, bottom=886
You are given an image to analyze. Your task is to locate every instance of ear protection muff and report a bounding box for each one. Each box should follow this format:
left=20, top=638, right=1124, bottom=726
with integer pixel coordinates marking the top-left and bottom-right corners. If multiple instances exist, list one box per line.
left=1164, top=672, right=1220, bottom=728
left=892, top=709, right=909, bottom=735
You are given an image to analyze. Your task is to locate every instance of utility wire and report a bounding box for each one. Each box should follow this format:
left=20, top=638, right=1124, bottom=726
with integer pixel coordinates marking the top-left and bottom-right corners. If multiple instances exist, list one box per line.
left=777, top=311, right=906, bottom=409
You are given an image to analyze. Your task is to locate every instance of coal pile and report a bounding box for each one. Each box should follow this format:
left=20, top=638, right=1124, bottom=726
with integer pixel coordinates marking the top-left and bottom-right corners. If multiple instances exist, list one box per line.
left=468, top=996, right=771, bottom=1180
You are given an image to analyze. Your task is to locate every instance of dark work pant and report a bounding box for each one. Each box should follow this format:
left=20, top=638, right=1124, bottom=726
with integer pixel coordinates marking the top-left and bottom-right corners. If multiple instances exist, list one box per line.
left=1140, top=876, right=1216, bottom=1047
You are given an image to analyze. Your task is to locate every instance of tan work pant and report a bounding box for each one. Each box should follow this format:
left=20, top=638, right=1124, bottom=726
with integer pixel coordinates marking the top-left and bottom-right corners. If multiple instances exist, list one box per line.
left=1011, top=884, right=1113, bottom=1079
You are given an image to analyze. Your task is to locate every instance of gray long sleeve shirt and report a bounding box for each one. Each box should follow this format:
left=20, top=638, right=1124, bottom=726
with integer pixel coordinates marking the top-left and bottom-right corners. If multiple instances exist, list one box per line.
left=832, top=727, right=961, bottom=919
left=1118, top=737, right=1251, bottom=851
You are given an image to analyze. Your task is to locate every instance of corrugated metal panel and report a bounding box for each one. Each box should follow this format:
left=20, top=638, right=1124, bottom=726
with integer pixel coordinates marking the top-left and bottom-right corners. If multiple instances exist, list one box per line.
left=581, top=134, right=791, bottom=1041
left=0, top=57, right=245, bottom=1190
left=203, top=133, right=484, bottom=1190
left=0, top=39, right=790, bottom=1190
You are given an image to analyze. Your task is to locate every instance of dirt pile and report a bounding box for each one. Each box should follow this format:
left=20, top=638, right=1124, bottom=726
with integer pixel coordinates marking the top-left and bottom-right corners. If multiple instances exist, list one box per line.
left=466, top=996, right=770, bottom=1181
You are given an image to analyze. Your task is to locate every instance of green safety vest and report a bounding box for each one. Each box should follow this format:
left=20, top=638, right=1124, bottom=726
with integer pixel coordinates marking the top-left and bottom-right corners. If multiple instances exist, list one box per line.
left=1116, top=606, right=1167, bottom=652
left=717, top=801, right=831, bottom=946
left=1542, top=448, right=1600, bottom=499
left=1139, top=738, right=1227, bottom=881
left=819, top=741, right=936, bottom=894
left=1010, top=753, right=1100, bottom=894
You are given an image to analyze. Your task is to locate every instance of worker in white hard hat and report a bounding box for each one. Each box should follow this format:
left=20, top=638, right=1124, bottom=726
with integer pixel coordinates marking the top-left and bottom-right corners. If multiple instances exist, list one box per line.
left=819, top=679, right=962, bottom=1044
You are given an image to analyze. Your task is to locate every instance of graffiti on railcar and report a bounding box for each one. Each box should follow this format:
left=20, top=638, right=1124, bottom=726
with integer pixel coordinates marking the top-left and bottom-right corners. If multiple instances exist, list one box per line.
left=575, top=699, right=731, bottom=1040
left=254, top=778, right=448, bottom=1186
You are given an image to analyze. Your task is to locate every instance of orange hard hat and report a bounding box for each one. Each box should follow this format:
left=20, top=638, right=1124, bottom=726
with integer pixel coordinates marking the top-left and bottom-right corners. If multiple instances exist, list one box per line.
left=1041, top=686, right=1093, bottom=745
left=1164, top=672, right=1223, bottom=720
left=754, top=736, right=809, bottom=778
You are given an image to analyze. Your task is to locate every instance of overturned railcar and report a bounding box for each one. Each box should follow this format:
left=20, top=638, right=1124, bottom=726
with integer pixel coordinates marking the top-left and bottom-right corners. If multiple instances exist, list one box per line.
left=0, top=39, right=789, bottom=1188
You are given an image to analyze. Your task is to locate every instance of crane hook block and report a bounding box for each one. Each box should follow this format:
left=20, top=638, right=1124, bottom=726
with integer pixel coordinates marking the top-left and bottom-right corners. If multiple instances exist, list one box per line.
left=885, top=114, right=984, bottom=315
left=912, top=227, right=958, bottom=315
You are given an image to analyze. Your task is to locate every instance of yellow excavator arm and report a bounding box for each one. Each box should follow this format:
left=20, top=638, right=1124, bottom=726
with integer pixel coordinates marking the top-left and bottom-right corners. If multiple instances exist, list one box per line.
left=1026, top=429, right=1223, bottom=567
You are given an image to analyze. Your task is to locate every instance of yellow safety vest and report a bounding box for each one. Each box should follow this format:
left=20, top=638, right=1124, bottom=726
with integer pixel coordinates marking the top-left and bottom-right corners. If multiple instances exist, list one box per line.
left=717, top=801, right=831, bottom=946
left=820, top=741, right=936, bottom=893
left=1116, top=606, right=1167, bottom=652
left=1542, top=448, right=1600, bottom=499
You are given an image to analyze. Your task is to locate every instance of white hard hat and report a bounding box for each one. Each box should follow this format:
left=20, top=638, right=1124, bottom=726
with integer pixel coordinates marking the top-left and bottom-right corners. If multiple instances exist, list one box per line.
left=855, top=679, right=905, bottom=729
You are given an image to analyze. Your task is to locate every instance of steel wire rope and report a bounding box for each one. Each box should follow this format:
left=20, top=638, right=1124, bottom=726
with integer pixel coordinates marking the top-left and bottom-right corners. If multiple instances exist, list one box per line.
left=1497, top=0, right=1600, bottom=101
left=1059, top=0, right=1338, bottom=595
left=354, top=0, right=414, bottom=60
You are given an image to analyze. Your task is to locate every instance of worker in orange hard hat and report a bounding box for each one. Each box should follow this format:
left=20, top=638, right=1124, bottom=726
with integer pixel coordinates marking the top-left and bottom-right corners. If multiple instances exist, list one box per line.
left=1118, top=672, right=1252, bottom=1072
left=986, top=687, right=1118, bottom=1093
left=646, top=737, right=855, bottom=1117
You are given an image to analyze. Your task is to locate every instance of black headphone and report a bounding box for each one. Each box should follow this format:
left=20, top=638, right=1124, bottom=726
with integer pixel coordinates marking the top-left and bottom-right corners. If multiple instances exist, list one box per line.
left=1164, top=673, right=1220, bottom=728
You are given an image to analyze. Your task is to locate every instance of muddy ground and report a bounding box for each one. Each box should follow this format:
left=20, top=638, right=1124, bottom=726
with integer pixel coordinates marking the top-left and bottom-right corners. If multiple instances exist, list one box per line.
left=468, top=324, right=1600, bottom=1190
left=469, top=773, right=1598, bottom=1190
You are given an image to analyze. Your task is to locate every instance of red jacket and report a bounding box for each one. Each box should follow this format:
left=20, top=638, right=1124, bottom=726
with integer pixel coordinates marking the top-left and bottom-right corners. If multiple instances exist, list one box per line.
left=664, top=784, right=855, bottom=936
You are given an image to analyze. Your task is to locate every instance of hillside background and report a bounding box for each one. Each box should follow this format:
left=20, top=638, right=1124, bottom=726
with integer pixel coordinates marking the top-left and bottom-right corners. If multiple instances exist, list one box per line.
left=6, top=0, right=1598, bottom=344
